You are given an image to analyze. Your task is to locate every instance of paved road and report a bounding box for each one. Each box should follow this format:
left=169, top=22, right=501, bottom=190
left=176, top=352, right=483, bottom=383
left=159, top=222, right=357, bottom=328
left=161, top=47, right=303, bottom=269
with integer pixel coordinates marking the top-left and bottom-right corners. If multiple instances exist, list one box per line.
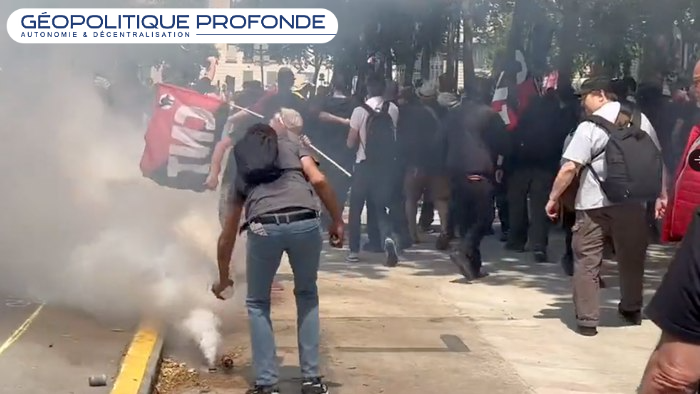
left=0, top=295, right=133, bottom=394
left=161, top=221, right=675, bottom=394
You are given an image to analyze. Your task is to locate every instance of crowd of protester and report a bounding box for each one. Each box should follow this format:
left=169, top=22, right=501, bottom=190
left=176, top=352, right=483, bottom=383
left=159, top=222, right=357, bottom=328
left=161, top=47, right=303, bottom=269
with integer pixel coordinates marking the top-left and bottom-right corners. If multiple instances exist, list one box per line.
left=206, top=61, right=700, bottom=393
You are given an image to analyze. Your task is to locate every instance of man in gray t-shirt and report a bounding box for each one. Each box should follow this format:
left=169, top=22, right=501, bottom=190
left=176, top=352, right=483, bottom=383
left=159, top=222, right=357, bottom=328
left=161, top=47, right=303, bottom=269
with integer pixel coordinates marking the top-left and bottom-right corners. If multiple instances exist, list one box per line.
left=545, top=76, right=668, bottom=337
left=212, top=109, right=344, bottom=394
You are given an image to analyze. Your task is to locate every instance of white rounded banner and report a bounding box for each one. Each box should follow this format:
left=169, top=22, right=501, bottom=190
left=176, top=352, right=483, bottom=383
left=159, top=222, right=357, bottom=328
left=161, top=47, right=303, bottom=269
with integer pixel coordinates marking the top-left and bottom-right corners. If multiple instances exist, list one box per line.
left=7, top=8, right=338, bottom=44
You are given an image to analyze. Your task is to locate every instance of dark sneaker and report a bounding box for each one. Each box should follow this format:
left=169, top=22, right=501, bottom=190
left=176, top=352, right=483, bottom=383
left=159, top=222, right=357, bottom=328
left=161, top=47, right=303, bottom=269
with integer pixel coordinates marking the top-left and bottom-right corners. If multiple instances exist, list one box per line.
left=384, top=238, right=399, bottom=267
left=435, top=233, right=451, bottom=251
left=246, top=385, right=280, bottom=394
left=449, top=251, right=476, bottom=281
left=499, top=231, right=509, bottom=242
left=560, top=253, right=574, bottom=276
left=618, top=305, right=642, bottom=326
left=302, top=377, right=329, bottom=394
left=533, top=251, right=548, bottom=263
left=577, top=326, right=598, bottom=337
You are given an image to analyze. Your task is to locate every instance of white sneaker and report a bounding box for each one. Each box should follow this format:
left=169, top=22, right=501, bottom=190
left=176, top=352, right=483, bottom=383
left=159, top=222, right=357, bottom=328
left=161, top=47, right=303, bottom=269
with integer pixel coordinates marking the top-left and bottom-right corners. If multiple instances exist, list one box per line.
left=384, top=238, right=398, bottom=267
left=345, top=252, right=359, bottom=263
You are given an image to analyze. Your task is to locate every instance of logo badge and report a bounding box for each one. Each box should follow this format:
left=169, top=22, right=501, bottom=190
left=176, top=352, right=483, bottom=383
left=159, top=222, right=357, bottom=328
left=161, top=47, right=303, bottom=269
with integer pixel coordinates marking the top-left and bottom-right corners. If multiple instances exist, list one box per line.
left=159, top=94, right=175, bottom=109
left=689, top=149, right=700, bottom=172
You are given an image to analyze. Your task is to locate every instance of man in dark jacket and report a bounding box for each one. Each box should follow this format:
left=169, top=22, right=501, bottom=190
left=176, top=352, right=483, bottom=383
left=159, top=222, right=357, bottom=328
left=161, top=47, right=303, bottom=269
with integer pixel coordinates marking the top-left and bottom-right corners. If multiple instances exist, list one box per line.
left=441, top=91, right=508, bottom=280
left=308, top=74, right=357, bottom=227
left=506, top=89, right=570, bottom=262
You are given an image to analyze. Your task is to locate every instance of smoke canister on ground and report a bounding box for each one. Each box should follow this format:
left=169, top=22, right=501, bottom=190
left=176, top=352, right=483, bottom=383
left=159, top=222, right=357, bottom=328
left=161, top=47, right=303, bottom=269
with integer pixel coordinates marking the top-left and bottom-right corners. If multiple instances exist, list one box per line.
left=221, top=355, right=234, bottom=369
left=88, top=374, right=107, bottom=387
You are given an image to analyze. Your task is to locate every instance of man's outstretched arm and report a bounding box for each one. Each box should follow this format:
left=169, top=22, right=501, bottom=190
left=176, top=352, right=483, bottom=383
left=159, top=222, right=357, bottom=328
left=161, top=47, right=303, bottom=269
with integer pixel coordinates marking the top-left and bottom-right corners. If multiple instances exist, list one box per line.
left=217, top=196, right=244, bottom=283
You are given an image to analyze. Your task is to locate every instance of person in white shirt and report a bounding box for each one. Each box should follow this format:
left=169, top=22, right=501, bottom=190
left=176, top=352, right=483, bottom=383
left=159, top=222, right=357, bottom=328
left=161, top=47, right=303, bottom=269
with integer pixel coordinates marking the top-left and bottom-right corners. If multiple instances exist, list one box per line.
left=545, top=76, right=668, bottom=337
left=345, top=74, right=401, bottom=267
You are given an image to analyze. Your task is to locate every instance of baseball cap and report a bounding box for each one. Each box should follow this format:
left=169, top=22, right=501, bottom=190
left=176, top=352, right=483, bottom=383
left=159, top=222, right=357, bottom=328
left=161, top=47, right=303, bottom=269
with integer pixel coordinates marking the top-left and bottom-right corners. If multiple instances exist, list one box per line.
left=578, top=76, right=612, bottom=96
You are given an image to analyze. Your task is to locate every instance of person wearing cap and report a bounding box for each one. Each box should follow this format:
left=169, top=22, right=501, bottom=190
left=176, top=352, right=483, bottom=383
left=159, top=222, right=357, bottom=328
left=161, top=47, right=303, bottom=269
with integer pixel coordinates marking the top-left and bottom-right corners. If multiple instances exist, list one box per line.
left=545, top=75, right=667, bottom=337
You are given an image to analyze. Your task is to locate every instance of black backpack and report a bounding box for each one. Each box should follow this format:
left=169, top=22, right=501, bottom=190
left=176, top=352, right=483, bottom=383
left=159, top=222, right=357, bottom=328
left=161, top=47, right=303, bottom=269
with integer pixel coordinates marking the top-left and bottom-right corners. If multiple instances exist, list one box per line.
left=585, top=105, right=662, bottom=203
left=233, top=124, right=283, bottom=186
left=361, top=101, right=397, bottom=167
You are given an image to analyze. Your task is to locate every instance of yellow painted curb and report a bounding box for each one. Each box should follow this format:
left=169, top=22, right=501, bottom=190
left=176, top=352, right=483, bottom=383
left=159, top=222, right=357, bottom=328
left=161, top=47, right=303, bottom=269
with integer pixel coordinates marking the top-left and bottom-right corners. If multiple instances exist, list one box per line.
left=111, top=322, right=163, bottom=394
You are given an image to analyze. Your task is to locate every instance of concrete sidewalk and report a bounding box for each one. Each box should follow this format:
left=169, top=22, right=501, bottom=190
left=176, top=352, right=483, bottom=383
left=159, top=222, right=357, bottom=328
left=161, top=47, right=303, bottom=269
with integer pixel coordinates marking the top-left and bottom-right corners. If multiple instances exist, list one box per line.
left=160, top=225, right=673, bottom=394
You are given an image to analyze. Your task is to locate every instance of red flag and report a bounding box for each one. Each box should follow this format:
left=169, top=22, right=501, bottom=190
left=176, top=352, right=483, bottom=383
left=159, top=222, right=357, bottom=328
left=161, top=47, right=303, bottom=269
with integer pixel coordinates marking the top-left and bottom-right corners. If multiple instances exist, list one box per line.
left=140, top=83, right=228, bottom=192
left=491, top=50, right=539, bottom=131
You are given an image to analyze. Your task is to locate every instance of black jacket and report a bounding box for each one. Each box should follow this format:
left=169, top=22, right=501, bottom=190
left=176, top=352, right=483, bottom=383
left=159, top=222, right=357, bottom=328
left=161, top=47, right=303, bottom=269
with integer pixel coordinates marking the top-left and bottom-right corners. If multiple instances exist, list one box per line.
left=508, top=96, right=573, bottom=171
left=439, top=100, right=508, bottom=177
left=397, top=101, right=442, bottom=171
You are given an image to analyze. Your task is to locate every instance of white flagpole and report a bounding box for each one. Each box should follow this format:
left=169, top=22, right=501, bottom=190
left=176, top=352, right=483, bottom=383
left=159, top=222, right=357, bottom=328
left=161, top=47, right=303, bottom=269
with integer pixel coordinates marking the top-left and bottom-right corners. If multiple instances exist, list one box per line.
left=230, top=103, right=352, bottom=178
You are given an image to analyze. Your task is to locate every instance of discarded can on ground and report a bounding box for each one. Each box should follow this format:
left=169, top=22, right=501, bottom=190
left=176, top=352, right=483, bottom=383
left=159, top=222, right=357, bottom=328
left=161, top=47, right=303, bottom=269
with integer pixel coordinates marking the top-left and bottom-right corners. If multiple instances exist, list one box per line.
left=88, top=374, right=107, bottom=387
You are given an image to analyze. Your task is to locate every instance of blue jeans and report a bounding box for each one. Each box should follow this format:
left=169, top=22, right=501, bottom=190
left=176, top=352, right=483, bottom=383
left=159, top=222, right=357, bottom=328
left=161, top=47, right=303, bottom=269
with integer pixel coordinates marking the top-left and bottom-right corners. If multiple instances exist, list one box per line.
left=246, top=217, right=323, bottom=386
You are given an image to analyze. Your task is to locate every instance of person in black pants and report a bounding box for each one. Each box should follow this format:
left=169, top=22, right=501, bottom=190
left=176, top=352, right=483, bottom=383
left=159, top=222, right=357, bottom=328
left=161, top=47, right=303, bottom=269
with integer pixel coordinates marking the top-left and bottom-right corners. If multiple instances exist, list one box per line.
left=506, top=90, right=573, bottom=262
left=441, top=92, right=508, bottom=280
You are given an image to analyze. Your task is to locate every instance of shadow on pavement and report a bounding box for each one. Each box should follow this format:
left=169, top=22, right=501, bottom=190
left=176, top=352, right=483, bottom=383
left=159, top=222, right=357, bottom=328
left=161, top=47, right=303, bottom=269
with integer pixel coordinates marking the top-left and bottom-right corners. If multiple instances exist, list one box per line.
left=317, top=224, right=676, bottom=331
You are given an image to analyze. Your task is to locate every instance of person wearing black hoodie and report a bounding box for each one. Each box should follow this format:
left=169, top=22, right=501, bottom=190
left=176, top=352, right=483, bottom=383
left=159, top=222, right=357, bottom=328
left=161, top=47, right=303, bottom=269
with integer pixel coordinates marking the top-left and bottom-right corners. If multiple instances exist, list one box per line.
left=441, top=90, right=508, bottom=280
left=506, top=89, right=570, bottom=262
left=309, top=74, right=358, bottom=227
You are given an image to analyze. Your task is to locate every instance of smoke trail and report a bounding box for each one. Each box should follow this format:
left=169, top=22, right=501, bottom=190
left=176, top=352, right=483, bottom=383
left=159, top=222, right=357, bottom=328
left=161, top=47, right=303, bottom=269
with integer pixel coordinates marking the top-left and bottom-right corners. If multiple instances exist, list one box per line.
left=179, top=308, right=222, bottom=368
left=0, top=16, right=245, bottom=363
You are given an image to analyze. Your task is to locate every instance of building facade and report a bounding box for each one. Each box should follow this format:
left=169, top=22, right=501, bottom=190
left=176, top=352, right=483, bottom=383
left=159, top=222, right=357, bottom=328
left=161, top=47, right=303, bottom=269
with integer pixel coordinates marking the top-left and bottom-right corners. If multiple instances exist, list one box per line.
left=207, top=0, right=332, bottom=91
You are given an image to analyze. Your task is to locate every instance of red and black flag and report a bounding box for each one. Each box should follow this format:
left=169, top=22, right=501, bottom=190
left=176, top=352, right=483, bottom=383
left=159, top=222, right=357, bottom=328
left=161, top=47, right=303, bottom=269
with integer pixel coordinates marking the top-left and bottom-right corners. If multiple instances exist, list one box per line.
left=491, top=49, right=539, bottom=131
left=140, top=83, right=229, bottom=192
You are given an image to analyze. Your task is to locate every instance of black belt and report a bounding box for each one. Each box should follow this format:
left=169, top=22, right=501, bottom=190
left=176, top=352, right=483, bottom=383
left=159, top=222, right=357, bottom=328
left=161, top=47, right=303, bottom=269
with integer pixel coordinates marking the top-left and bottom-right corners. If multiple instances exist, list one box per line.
left=240, top=209, right=318, bottom=233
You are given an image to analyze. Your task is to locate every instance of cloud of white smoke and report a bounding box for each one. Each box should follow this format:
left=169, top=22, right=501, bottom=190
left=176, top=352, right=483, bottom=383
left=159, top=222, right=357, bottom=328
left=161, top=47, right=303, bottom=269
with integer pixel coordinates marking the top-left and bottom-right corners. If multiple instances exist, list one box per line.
left=0, top=34, right=245, bottom=360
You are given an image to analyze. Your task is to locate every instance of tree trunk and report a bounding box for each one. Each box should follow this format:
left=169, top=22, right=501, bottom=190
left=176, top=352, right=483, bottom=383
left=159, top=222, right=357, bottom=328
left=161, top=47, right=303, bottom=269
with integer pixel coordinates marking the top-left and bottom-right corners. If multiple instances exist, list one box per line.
left=446, top=17, right=456, bottom=87
left=310, top=55, right=322, bottom=98
left=622, top=60, right=632, bottom=77
left=420, top=46, right=431, bottom=80
left=638, top=2, right=676, bottom=83
left=453, top=20, right=460, bottom=88
left=404, top=57, right=416, bottom=86
left=356, top=67, right=367, bottom=99
left=556, top=0, right=578, bottom=89
left=507, top=0, right=530, bottom=56
left=385, top=56, right=393, bottom=80
left=462, top=8, right=475, bottom=92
